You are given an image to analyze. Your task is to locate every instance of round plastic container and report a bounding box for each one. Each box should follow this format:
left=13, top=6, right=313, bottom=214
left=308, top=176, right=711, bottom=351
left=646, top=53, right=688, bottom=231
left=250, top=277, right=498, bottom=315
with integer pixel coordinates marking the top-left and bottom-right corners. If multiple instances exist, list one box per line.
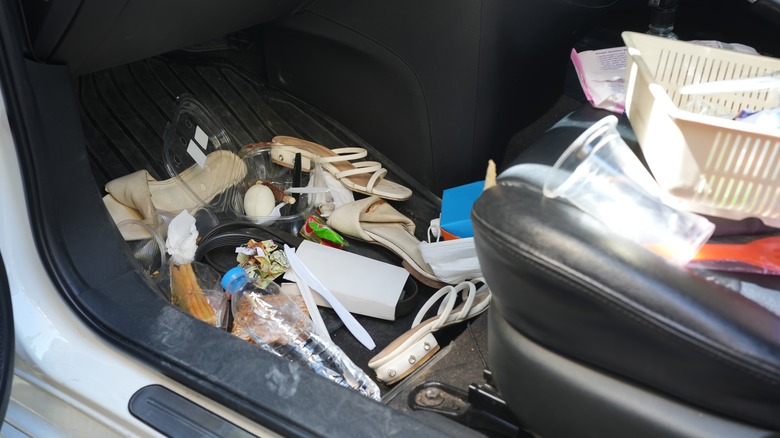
left=162, top=95, right=319, bottom=234
left=233, top=143, right=317, bottom=235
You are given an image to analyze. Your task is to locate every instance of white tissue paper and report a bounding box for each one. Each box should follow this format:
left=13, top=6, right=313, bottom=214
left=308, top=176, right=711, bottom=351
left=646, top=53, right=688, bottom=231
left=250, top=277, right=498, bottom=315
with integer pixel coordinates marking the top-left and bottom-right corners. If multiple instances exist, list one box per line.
left=165, top=210, right=199, bottom=265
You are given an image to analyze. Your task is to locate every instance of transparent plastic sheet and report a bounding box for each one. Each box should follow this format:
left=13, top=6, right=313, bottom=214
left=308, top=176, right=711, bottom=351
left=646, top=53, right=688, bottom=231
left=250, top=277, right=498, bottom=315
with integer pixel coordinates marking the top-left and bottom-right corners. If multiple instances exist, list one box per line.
left=680, top=98, right=739, bottom=118
left=225, top=270, right=380, bottom=400
left=161, top=261, right=229, bottom=329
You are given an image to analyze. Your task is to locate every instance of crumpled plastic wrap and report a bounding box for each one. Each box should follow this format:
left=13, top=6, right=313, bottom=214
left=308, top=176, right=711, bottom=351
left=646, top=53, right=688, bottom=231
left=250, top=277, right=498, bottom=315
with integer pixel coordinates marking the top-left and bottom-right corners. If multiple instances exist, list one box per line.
left=225, top=269, right=380, bottom=400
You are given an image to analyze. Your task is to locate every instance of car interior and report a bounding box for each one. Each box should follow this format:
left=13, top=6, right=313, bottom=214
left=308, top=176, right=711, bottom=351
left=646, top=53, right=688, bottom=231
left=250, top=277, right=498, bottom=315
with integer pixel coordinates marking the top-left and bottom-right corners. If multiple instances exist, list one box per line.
left=2, top=0, right=780, bottom=436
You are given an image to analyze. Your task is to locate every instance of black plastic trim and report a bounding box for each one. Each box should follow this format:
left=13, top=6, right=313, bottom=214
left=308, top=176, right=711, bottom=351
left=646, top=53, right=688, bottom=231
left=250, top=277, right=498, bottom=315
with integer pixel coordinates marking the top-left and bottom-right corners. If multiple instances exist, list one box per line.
left=130, top=385, right=255, bottom=438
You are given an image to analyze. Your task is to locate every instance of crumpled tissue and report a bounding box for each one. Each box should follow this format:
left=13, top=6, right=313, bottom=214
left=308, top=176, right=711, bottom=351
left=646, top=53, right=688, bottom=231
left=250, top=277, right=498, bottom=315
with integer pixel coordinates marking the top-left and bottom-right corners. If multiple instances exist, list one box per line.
left=166, top=210, right=198, bottom=265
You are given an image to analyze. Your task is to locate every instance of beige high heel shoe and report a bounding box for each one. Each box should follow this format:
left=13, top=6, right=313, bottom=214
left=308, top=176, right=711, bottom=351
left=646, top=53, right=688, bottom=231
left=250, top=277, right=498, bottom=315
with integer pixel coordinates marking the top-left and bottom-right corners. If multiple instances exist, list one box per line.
left=103, top=150, right=247, bottom=240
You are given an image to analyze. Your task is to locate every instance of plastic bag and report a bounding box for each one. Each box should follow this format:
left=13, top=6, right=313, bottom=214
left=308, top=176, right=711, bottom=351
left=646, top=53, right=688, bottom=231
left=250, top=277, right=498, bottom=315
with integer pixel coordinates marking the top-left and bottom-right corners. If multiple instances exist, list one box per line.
left=307, top=162, right=354, bottom=217
left=166, top=261, right=229, bottom=328
left=223, top=268, right=380, bottom=400
left=163, top=210, right=228, bottom=328
left=570, top=47, right=627, bottom=113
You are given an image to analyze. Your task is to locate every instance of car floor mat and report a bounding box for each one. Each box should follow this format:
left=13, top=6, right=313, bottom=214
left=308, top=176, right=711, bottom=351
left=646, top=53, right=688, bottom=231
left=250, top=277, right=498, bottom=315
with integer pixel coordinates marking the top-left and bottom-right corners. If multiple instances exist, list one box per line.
left=77, top=47, right=459, bottom=387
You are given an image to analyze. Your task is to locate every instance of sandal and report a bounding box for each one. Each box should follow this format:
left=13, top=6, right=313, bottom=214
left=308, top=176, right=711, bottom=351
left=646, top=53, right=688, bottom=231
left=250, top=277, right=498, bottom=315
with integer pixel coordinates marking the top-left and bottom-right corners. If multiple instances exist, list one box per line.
left=327, top=196, right=446, bottom=289
left=270, top=136, right=413, bottom=201
left=103, top=150, right=247, bottom=240
left=368, top=278, right=491, bottom=384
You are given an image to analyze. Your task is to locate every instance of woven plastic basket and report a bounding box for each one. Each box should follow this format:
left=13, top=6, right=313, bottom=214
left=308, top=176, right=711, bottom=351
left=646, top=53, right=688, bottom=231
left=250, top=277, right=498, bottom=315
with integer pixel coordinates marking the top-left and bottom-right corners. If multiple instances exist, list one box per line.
left=622, top=32, right=780, bottom=227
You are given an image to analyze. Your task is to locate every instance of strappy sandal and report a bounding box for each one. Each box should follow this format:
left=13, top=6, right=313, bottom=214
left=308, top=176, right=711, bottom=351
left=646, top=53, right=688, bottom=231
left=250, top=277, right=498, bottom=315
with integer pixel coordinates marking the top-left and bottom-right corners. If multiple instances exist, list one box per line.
left=327, top=196, right=447, bottom=289
left=368, top=278, right=491, bottom=384
left=269, top=136, right=413, bottom=201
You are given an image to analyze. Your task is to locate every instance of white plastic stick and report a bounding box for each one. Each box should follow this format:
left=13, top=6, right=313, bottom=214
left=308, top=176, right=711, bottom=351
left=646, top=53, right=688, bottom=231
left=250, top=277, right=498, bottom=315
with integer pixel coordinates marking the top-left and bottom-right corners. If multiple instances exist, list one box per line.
left=289, top=270, right=331, bottom=342
left=284, top=245, right=376, bottom=350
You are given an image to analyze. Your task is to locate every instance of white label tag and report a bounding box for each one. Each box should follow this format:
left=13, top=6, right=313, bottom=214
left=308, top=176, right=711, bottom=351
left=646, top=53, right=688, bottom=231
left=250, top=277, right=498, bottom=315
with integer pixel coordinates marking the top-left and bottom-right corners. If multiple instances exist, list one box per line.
left=187, top=139, right=208, bottom=169
left=194, top=125, right=209, bottom=150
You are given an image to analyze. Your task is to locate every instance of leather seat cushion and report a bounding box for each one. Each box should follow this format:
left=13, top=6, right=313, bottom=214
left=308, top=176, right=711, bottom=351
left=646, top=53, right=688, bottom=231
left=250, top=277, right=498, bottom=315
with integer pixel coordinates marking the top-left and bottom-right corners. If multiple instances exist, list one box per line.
left=472, top=110, right=780, bottom=429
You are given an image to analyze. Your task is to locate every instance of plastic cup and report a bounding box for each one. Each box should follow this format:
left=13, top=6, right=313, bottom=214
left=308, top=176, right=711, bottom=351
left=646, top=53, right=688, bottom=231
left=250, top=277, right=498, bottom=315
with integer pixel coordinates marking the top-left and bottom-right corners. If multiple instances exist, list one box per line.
left=543, top=115, right=714, bottom=265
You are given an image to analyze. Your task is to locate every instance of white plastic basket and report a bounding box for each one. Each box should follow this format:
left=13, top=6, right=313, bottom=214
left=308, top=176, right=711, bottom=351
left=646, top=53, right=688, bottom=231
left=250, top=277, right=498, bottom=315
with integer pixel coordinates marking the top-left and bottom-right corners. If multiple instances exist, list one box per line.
left=622, top=32, right=780, bottom=227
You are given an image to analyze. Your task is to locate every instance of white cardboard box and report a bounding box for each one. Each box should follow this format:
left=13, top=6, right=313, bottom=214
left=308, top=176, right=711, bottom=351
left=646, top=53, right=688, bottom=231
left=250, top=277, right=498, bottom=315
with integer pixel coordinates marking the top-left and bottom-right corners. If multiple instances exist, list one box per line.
left=283, top=241, right=409, bottom=320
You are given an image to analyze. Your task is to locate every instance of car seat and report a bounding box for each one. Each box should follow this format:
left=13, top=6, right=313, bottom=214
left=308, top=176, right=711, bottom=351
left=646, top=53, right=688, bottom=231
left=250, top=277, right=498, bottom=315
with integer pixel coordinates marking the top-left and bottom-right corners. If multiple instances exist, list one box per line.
left=471, top=106, right=780, bottom=437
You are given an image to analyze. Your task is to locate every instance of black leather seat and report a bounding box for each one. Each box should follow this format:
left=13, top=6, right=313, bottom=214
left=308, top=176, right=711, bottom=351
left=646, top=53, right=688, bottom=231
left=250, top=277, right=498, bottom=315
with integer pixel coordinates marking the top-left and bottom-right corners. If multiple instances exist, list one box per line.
left=472, top=106, right=780, bottom=437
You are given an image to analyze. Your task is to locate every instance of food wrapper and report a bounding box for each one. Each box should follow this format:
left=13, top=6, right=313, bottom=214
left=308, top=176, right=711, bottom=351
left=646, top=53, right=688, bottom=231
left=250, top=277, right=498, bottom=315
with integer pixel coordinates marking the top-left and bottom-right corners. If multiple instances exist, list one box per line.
left=570, top=47, right=627, bottom=114
left=300, top=214, right=348, bottom=249
left=235, top=239, right=289, bottom=289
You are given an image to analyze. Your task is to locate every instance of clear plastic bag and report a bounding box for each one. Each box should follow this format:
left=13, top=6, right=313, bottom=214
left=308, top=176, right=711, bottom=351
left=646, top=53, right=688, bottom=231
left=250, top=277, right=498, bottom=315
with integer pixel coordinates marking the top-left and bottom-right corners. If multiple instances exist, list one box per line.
left=163, top=261, right=229, bottom=329
left=223, top=267, right=380, bottom=400
left=162, top=210, right=229, bottom=328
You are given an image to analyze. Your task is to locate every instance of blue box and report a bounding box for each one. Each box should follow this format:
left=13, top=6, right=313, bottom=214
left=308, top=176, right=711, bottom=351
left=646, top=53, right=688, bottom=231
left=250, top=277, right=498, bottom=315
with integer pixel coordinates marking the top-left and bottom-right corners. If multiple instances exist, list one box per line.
left=440, top=180, right=484, bottom=239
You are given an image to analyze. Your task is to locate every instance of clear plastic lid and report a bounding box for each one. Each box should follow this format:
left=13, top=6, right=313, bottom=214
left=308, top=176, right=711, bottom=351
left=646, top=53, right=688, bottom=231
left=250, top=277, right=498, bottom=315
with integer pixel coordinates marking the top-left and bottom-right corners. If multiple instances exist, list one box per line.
left=163, top=95, right=317, bottom=234
left=162, top=94, right=247, bottom=220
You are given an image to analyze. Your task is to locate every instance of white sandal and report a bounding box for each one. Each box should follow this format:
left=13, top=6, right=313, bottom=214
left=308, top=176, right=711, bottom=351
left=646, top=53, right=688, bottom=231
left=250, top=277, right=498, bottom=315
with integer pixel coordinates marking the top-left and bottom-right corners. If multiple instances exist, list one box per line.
left=368, top=278, right=491, bottom=384
left=270, top=136, right=412, bottom=201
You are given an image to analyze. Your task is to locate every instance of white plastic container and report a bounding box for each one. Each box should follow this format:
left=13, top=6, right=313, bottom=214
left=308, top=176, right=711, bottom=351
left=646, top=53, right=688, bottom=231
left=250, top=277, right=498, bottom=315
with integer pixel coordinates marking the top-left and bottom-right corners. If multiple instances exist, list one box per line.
left=622, top=32, right=780, bottom=227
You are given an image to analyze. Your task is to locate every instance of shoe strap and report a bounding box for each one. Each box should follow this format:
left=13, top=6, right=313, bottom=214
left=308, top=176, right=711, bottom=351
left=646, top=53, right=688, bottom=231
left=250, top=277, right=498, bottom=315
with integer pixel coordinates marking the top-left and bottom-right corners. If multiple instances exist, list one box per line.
left=364, top=167, right=387, bottom=193
left=412, top=278, right=485, bottom=330
left=332, top=161, right=388, bottom=193
left=314, top=147, right=368, bottom=164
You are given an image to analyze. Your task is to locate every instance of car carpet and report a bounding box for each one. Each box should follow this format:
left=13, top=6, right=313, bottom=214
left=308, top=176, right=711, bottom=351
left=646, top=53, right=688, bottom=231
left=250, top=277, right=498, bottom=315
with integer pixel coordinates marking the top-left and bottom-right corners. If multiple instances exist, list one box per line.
left=77, top=48, right=488, bottom=392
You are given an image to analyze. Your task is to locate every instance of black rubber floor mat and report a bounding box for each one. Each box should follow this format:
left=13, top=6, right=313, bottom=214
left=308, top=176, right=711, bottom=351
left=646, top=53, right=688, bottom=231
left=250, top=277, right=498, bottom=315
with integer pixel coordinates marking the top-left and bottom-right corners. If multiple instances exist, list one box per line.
left=79, top=54, right=438, bottom=214
left=77, top=52, right=460, bottom=389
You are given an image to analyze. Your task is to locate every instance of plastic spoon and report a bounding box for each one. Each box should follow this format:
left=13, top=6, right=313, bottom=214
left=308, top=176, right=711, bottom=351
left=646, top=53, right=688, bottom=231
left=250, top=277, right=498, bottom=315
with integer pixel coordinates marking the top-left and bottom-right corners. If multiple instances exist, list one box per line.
left=249, top=202, right=286, bottom=226
left=269, top=202, right=287, bottom=217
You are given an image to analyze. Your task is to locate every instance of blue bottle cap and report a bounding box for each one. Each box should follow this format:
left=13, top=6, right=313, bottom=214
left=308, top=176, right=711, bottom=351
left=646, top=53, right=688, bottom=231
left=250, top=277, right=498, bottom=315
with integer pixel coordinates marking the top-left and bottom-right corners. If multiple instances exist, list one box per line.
left=221, top=266, right=248, bottom=292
